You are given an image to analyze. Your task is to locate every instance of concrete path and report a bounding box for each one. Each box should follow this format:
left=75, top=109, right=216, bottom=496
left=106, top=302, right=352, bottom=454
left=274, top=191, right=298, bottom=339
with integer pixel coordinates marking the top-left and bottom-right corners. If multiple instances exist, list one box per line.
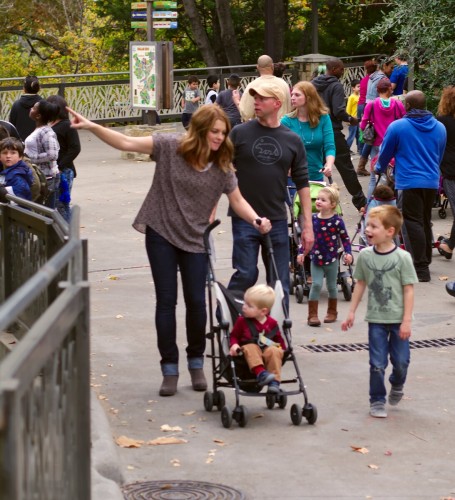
left=73, top=127, right=455, bottom=500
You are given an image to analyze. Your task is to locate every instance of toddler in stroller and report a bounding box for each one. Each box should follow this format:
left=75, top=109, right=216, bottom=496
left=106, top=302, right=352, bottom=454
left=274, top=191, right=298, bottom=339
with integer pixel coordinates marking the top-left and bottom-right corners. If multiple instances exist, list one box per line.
left=229, top=284, right=285, bottom=395
left=203, top=220, right=317, bottom=428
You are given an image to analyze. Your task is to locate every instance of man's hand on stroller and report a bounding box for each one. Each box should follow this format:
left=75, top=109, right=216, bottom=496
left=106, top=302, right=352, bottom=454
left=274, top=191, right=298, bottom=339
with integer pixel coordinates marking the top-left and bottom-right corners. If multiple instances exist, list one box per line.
left=229, top=344, right=241, bottom=356
left=253, top=217, right=272, bottom=234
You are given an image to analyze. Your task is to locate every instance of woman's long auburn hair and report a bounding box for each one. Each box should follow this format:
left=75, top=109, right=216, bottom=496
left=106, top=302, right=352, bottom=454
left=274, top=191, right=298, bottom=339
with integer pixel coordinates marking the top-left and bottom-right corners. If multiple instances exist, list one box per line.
left=438, top=86, right=455, bottom=117
left=177, top=105, right=234, bottom=173
left=287, top=81, right=329, bottom=128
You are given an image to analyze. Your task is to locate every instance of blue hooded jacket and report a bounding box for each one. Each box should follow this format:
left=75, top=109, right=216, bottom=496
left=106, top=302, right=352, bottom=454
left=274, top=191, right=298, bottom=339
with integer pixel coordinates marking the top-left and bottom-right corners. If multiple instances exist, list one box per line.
left=377, top=110, right=447, bottom=190
left=0, top=160, right=34, bottom=200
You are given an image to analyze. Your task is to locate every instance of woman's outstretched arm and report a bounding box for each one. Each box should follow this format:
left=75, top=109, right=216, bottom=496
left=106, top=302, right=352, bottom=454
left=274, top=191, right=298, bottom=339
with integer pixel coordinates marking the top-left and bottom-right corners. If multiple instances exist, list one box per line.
left=67, top=107, right=154, bottom=155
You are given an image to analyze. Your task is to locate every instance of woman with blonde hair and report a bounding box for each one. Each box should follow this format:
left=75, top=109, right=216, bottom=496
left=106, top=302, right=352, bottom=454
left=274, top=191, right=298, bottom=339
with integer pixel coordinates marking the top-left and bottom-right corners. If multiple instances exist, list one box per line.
left=281, top=80, right=335, bottom=182
left=68, top=104, right=271, bottom=397
left=437, top=86, right=455, bottom=259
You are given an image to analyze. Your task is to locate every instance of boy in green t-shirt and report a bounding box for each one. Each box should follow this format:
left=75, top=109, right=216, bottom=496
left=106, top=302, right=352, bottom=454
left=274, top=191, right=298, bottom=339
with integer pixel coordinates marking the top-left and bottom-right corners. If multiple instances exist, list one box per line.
left=342, top=205, right=418, bottom=418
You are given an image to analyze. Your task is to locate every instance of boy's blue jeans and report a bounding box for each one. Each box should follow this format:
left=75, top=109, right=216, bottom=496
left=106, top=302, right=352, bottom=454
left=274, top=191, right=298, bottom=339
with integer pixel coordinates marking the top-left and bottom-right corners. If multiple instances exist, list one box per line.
left=368, top=323, right=410, bottom=404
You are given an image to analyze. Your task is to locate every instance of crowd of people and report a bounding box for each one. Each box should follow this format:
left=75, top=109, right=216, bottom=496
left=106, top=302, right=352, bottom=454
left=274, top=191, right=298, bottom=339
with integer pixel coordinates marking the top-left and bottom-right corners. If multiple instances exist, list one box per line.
left=0, top=75, right=80, bottom=221
left=2, top=54, right=453, bottom=419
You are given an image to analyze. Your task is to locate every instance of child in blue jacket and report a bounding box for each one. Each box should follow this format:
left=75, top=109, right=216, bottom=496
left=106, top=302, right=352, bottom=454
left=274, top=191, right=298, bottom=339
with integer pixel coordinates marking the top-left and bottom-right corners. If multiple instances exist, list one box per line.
left=0, top=137, right=34, bottom=202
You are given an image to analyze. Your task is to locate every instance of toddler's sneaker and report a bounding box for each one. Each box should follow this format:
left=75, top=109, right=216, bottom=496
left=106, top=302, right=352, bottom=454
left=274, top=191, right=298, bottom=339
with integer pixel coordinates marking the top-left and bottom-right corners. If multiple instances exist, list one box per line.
left=267, top=380, right=280, bottom=394
left=256, top=370, right=275, bottom=388
left=388, top=386, right=404, bottom=406
left=370, top=401, right=387, bottom=418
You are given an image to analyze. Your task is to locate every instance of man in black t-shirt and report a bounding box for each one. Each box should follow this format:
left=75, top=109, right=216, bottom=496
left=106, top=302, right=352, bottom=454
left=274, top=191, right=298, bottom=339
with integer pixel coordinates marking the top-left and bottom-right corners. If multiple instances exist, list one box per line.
left=228, top=81, right=314, bottom=309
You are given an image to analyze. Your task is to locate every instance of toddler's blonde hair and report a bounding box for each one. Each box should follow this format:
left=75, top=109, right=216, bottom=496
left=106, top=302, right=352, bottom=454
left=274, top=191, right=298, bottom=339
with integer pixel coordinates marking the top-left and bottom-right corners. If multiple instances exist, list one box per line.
left=318, top=183, right=340, bottom=207
left=244, top=284, right=275, bottom=311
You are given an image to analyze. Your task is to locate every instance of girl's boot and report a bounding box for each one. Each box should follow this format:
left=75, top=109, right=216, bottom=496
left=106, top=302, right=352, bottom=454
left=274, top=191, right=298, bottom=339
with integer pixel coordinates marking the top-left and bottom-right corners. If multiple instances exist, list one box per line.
left=324, top=298, right=338, bottom=323
left=308, top=301, right=321, bottom=326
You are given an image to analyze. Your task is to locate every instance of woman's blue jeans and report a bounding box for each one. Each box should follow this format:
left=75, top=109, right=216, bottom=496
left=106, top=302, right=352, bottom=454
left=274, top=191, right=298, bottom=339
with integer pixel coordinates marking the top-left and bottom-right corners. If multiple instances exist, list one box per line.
left=45, top=173, right=60, bottom=209
left=145, top=227, right=208, bottom=375
left=368, top=323, right=410, bottom=404
left=228, top=218, right=290, bottom=310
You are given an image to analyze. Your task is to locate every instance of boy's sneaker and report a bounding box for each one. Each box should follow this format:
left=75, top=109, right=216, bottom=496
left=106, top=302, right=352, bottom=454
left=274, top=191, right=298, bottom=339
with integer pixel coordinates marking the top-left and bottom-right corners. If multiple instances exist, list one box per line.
left=267, top=380, right=280, bottom=394
left=257, top=370, right=275, bottom=388
left=388, top=386, right=404, bottom=406
left=370, top=401, right=387, bottom=418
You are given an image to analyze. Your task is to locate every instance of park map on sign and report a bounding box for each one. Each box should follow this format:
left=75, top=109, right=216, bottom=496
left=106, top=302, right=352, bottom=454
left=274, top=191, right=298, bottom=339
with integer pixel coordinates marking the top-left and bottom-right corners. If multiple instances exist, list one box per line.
left=132, top=47, right=156, bottom=108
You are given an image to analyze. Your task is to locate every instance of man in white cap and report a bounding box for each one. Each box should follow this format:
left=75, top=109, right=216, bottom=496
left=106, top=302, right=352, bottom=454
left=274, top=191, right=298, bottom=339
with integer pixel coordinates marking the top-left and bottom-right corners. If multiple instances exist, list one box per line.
left=227, top=81, right=314, bottom=309
left=238, top=55, right=291, bottom=121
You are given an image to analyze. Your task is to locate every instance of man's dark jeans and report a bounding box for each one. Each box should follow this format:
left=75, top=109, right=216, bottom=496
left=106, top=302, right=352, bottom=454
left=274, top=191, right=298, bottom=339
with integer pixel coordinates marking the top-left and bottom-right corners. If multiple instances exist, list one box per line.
left=228, top=218, right=290, bottom=311
left=334, top=130, right=367, bottom=210
left=398, top=188, right=436, bottom=277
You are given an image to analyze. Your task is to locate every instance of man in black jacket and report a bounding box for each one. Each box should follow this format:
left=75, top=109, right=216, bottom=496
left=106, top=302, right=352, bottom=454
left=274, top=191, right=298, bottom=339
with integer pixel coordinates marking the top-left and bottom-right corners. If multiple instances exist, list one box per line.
left=9, top=76, right=42, bottom=141
left=312, top=59, right=367, bottom=211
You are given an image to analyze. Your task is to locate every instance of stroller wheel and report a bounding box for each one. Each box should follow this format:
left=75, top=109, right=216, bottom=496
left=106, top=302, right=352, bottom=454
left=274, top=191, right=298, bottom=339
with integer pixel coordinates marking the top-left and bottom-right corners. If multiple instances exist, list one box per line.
left=204, top=391, right=214, bottom=412
left=278, top=393, right=288, bottom=409
left=295, top=285, right=304, bottom=304
left=221, top=406, right=233, bottom=429
left=303, top=403, right=318, bottom=425
left=290, top=403, right=303, bottom=426
left=215, top=390, right=226, bottom=411
left=266, top=393, right=276, bottom=409
left=235, top=405, right=249, bottom=428
left=439, top=208, right=447, bottom=219
left=341, top=277, right=352, bottom=302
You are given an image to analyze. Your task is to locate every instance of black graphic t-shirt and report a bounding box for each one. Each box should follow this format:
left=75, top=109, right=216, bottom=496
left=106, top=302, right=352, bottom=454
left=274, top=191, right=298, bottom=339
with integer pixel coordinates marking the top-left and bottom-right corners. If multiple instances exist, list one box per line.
left=229, top=120, right=308, bottom=220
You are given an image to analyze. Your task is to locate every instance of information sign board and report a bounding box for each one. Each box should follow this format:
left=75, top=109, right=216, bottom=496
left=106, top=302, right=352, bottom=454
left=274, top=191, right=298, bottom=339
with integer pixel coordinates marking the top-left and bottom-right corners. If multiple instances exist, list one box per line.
left=153, top=21, right=178, bottom=28
left=153, top=1, right=177, bottom=8
left=131, top=2, right=147, bottom=8
left=152, top=11, right=178, bottom=18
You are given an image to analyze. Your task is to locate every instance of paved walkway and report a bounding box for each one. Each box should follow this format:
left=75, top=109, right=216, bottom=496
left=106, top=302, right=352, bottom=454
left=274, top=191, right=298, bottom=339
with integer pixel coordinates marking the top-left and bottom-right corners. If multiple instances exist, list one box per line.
left=73, top=128, right=455, bottom=500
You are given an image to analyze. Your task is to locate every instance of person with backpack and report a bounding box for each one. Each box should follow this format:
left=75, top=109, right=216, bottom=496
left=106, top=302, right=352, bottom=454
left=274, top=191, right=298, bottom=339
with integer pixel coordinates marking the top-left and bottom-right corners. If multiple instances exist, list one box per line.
left=0, top=137, right=34, bottom=203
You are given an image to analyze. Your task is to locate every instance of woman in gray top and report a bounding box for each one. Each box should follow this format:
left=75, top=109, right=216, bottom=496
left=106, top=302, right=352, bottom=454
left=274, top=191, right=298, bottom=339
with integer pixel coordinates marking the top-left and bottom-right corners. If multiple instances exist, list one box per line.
left=68, top=105, right=271, bottom=397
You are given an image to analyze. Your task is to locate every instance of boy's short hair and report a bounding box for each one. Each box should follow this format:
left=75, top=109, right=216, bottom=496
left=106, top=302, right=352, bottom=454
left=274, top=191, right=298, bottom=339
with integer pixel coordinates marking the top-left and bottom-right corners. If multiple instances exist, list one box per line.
left=228, top=74, right=241, bottom=88
left=0, top=137, right=24, bottom=157
left=206, top=75, right=219, bottom=87
left=373, top=184, right=395, bottom=201
left=188, top=75, right=200, bottom=84
left=368, top=205, right=403, bottom=236
left=351, top=79, right=360, bottom=87
left=244, top=284, right=275, bottom=311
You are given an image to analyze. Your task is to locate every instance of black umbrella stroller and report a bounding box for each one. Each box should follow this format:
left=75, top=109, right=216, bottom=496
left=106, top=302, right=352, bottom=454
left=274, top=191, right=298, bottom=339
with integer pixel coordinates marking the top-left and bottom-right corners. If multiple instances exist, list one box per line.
left=203, top=219, right=318, bottom=428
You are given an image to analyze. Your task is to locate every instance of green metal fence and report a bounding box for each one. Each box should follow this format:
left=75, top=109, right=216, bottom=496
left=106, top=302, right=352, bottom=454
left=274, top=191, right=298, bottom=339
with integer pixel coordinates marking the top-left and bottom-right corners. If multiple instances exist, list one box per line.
left=0, top=199, right=90, bottom=500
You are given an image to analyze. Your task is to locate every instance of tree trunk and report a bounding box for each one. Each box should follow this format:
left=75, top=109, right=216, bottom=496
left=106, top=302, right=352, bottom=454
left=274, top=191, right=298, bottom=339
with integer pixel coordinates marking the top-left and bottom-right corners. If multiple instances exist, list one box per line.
left=272, top=0, right=287, bottom=62
left=215, top=0, right=242, bottom=65
left=182, top=0, right=219, bottom=67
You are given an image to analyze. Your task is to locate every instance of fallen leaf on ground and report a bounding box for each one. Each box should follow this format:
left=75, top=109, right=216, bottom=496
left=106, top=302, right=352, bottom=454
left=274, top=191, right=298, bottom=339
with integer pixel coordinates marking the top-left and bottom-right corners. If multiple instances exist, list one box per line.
left=115, top=435, right=144, bottom=448
left=213, top=439, right=226, bottom=445
left=148, top=437, right=187, bottom=445
left=160, top=424, right=182, bottom=432
left=182, top=411, right=196, bottom=416
left=384, top=450, right=392, bottom=456
left=98, top=395, right=108, bottom=401
left=253, top=413, right=264, bottom=419
left=170, top=459, right=181, bottom=467
left=109, top=275, right=119, bottom=280
left=368, top=464, right=379, bottom=469
left=351, top=446, right=369, bottom=454
left=115, top=315, right=124, bottom=319
left=126, top=465, right=135, bottom=470
left=439, top=275, right=449, bottom=281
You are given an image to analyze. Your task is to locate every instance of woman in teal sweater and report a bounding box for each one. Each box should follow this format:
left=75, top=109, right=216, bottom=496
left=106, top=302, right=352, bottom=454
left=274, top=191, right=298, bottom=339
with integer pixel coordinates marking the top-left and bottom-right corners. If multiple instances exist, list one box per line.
left=281, top=80, right=335, bottom=182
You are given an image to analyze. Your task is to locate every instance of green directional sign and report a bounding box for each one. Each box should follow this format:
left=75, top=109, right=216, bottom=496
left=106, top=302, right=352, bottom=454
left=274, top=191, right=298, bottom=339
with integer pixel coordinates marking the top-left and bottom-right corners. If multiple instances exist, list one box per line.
left=153, top=1, right=177, bottom=8
left=131, top=21, right=147, bottom=29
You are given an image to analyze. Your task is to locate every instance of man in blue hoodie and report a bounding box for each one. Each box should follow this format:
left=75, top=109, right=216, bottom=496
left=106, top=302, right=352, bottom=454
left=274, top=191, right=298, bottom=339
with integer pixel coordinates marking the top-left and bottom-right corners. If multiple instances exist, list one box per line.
left=376, top=90, right=447, bottom=282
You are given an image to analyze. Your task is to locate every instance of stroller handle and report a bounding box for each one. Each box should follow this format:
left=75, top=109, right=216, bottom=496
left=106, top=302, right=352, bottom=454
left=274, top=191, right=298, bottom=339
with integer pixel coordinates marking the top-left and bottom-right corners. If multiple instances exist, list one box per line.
left=256, top=218, right=273, bottom=254
left=203, top=219, right=221, bottom=252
